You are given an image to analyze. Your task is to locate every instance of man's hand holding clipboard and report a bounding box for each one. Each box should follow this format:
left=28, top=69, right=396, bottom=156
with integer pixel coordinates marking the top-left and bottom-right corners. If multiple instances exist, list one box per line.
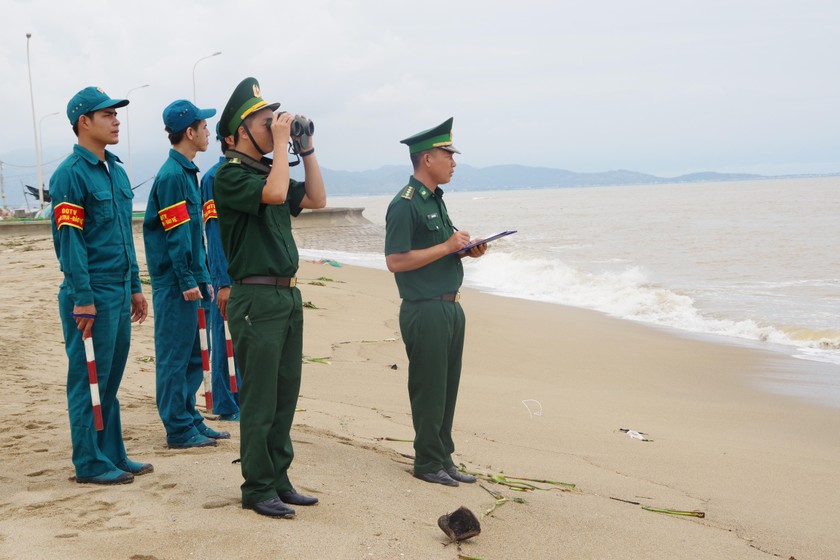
left=451, top=230, right=517, bottom=256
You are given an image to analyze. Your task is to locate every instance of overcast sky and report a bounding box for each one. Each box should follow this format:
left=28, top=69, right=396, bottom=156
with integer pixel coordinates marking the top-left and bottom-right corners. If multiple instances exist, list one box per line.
left=2, top=0, right=839, bottom=205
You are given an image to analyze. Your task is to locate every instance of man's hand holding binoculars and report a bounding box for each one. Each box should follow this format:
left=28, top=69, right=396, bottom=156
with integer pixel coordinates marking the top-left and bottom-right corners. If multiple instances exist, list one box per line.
left=266, top=111, right=315, bottom=155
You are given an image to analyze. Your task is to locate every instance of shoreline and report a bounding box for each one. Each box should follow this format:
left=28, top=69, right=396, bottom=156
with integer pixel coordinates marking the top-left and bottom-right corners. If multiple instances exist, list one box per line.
left=297, top=244, right=840, bottom=409
left=1, top=232, right=838, bottom=559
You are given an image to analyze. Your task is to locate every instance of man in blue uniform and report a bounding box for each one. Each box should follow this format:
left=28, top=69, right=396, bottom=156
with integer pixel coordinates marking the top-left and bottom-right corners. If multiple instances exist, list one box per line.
left=385, top=118, right=487, bottom=486
left=215, top=77, right=326, bottom=518
left=200, top=124, right=241, bottom=421
left=143, top=100, right=229, bottom=448
left=51, top=86, right=152, bottom=484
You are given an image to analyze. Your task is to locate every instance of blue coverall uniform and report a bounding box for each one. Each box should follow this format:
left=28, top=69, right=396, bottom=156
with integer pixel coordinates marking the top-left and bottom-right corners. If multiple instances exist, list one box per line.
left=142, top=149, right=212, bottom=445
left=200, top=156, right=241, bottom=416
left=50, top=144, right=142, bottom=479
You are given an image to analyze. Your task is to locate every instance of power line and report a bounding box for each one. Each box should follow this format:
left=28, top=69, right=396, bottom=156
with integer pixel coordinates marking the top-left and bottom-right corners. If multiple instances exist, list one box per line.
left=0, top=153, right=70, bottom=168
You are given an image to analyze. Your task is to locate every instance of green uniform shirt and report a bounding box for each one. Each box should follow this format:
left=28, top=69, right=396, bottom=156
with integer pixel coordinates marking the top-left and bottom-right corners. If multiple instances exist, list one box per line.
left=143, top=149, right=210, bottom=291
left=213, top=150, right=305, bottom=279
left=385, top=176, right=464, bottom=300
left=50, top=144, right=141, bottom=306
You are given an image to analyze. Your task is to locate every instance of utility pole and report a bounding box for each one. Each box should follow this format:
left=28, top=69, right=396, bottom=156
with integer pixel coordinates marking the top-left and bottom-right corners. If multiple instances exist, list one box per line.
left=0, top=161, right=6, bottom=210
left=25, top=33, right=45, bottom=210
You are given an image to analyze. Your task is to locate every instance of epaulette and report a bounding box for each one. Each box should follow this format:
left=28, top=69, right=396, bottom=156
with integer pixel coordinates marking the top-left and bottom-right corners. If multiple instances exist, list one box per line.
left=400, top=184, right=415, bottom=200
left=229, top=157, right=241, bottom=165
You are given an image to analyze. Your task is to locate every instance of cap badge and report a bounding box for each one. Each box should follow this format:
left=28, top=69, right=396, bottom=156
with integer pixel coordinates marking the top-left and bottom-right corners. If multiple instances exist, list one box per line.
left=96, top=87, right=104, bottom=93
left=253, top=84, right=261, bottom=97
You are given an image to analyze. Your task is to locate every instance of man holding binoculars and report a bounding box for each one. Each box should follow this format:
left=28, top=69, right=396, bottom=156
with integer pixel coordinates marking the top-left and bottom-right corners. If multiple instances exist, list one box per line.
left=214, top=77, right=326, bottom=519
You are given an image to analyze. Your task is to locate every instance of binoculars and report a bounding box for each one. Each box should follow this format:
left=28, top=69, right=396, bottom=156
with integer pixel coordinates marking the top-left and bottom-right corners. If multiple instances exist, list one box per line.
left=265, top=112, right=315, bottom=153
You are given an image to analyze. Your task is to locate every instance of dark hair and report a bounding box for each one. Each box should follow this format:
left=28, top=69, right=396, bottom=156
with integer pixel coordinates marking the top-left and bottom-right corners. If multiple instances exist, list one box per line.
left=219, top=137, right=229, bottom=155
left=72, top=111, right=96, bottom=137
left=410, top=149, right=432, bottom=170
left=166, top=121, right=201, bottom=145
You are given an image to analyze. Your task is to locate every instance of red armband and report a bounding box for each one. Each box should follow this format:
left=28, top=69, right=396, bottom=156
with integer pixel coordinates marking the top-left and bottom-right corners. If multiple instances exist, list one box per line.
left=202, top=199, right=217, bottom=223
left=54, top=202, right=85, bottom=230
left=158, top=200, right=190, bottom=231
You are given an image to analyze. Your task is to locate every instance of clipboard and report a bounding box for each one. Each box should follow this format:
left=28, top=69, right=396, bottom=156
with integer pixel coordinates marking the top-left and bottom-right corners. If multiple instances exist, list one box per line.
left=453, top=230, right=517, bottom=254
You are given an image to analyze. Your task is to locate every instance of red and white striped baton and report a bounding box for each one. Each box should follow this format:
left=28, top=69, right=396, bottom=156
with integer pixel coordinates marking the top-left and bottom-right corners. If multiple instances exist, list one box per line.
left=223, top=319, right=238, bottom=393
left=197, top=307, right=213, bottom=412
left=83, top=334, right=104, bottom=431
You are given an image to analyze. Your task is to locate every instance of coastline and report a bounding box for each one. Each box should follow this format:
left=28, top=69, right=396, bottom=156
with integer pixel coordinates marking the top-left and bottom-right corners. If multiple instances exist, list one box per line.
left=0, top=232, right=838, bottom=559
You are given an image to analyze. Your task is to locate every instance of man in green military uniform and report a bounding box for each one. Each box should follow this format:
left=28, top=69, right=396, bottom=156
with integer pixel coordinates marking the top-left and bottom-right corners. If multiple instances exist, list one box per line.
left=51, top=86, right=152, bottom=484
left=214, top=78, right=326, bottom=518
left=385, top=118, right=487, bottom=487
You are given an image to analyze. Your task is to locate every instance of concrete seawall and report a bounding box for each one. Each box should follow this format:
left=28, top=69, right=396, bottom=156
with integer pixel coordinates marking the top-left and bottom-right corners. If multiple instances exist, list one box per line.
left=0, top=208, right=372, bottom=237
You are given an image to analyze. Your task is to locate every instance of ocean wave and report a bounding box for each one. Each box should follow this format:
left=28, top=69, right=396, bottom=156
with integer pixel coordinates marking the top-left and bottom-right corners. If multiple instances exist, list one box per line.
left=298, top=247, right=840, bottom=365
left=463, top=252, right=840, bottom=361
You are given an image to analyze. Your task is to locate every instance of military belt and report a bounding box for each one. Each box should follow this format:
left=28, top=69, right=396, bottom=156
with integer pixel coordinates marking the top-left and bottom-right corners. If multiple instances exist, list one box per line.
left=428, top=291, right=460, bottom=302
left=235, top=276, right=297, bottom=288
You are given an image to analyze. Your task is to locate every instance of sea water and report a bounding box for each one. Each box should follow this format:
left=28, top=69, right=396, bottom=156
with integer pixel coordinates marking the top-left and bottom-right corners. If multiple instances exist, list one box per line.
left=302, top=177, right=840, bottom=401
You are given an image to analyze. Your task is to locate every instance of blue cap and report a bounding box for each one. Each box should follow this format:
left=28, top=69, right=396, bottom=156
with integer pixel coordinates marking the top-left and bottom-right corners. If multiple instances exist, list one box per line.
left=215, top=122, right=225, bottom=141
left=67, top=87, right=129, bottom=125
left=162, top=100, right=216, bottom=133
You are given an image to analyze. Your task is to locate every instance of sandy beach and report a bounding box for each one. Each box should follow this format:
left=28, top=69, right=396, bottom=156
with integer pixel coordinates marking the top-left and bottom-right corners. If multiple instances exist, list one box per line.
left=0, top=229, right=838, bottom=560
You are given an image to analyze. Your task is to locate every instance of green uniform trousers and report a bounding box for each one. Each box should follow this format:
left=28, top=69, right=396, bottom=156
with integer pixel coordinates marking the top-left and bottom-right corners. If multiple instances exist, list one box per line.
left=227, top=284, right=303, bottom=505
left=399, top=299, right=466, bottom=474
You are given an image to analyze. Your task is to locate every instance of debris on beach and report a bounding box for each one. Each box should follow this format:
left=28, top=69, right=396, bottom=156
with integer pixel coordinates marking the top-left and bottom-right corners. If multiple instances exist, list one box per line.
left=479, top=484, right=526, bottom=518
left=302, top=301, right=319, bottom=309
left=438, top=506, right=481, bottom=542
left=302, top=356, right=331, bottom=365
left=389, top=363, right=399, bottom=370
left=319, top=259, right=343, bottom=267
left=611, top=497, right=705, bottom=518
left=619, top=428, right=654, bottom=442
left=642, top=506, right=705, bottom=518
left=458, top=463, right=576, bottom=492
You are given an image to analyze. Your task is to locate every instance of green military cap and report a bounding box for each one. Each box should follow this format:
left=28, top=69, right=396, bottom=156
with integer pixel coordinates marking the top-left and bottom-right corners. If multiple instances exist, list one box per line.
left=219, top=77, right=281, bottom=136
left=400, top=117, right=461, bottom=154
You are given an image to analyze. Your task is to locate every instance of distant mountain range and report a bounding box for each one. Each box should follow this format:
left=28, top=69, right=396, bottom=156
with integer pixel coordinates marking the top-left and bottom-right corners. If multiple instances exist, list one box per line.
left=300, top=164, right=837, bottom=196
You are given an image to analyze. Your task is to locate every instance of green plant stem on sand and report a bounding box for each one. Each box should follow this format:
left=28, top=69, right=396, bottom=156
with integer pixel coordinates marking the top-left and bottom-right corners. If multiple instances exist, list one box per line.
left=642, top=506, right=705, bottom=518
left=458, top=463, right=576, bottom=491
left=302, top=356, right=331, bottom=365
left=479, top=484, right=509, bottom=517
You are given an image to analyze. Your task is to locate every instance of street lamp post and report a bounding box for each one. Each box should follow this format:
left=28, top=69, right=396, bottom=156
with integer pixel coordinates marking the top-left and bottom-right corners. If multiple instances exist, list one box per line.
left=192, top=51, right=221, bottom=104
left=124, top=84, right=150, bottom=188
left=25, top=33, right=45, bottom=210
left=38, top=111, right=59, bottom=191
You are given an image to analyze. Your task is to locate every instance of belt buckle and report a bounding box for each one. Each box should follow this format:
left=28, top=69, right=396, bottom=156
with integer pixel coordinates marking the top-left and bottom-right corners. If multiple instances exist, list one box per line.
left=289, top=277, right=297, bottom=288
left=454, top=291, right=461, bottom=303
